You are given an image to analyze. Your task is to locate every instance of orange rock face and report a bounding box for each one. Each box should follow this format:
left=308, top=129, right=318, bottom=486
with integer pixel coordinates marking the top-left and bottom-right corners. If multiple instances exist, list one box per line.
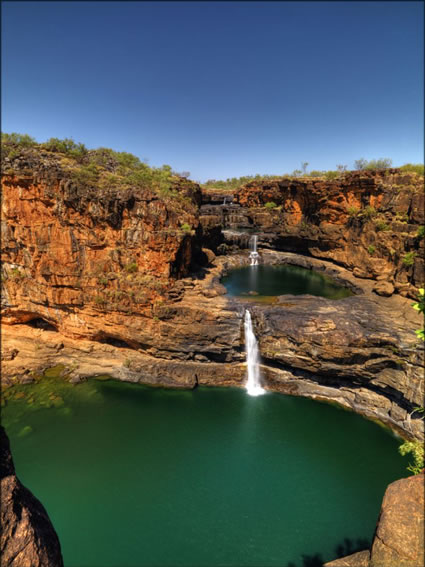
left=219, top=170, right=424, bottom=295
left=1, top=167, right=203, bottom=340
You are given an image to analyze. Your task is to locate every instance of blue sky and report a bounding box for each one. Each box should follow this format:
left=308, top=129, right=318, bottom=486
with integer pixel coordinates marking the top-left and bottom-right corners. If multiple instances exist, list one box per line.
left=2, top=1, right=423, bottom=181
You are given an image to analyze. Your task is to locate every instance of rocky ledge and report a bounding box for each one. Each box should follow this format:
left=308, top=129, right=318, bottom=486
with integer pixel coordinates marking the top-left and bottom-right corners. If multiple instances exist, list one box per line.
left=3, top=250, right=423, bottom=441
left=0, top=426, right=64, bottom=567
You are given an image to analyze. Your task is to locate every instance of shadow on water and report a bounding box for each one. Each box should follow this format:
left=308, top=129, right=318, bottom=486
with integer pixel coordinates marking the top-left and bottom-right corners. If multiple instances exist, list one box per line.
left=284, top=537, right=371, bottom=567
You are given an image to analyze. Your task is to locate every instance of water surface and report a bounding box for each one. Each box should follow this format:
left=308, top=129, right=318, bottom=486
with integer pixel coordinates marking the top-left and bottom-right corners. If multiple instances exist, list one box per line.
left=222, top=264, right=352, bottom=300
left=2, top=379, right=406, bottom=567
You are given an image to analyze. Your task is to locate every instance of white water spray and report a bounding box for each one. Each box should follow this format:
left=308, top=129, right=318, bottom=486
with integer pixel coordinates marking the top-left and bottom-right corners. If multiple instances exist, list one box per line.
left=249, top=235, right=259, bottom=266
left=244, top=310, right=265, bottom=396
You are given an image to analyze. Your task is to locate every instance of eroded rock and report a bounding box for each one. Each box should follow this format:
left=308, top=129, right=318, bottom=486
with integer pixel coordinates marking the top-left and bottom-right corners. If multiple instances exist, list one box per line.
left=0, top=426, right=64, bottom=567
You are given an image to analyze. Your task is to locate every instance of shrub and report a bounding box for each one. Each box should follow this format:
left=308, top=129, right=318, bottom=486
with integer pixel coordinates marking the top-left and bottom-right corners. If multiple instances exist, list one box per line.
left=399, top=163, right=424, bottom=177
left=124, top=262, right=138, bottom=273
left=402, top=251, right=416, bottom=266
left=2, top=132, right=37, bottom=147
left=347, top=206, right=359, bottom=216
left=324, top=170, right=339, bottom=180
left=181, top=223, right=192, bottom=233
left=399, top=440, right=424, bottom=475
left=42, top=137, right=87, bottom=160
left=265, top=201, right=277, bottom=209
left=416, top=226, right=425, bottom=239
left=412, top=288, right=424, bottom=341
left=365, top=158, right=392, bottom=170
left=362, top=206, right=377, bottom=218
left=375, top=221, right=390, bottom=232
left=309, top=170, right=324, bottom=177
left=354, top=158, right=392, bottom=170
left=368, top=245, right=376, bottom=255
left=70, top=163, right=99, bottom=186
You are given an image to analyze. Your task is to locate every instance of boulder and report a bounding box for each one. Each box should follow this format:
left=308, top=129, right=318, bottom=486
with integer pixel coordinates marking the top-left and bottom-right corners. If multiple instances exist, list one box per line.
left=370, top=473, right=424, bottom=567
left=373, top=281, right=395, bottom=297
left=0, top=426, right=64, bottom=567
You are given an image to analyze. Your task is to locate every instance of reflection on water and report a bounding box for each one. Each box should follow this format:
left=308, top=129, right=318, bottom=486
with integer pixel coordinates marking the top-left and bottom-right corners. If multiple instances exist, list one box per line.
left=222, top=264, right=352, bottom=300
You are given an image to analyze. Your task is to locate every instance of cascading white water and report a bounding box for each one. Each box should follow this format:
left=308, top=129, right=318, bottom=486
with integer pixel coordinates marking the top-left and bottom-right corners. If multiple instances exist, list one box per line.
left=244, top=310, right=265, bottom=396
left=249, top=235, right=259, bottom=266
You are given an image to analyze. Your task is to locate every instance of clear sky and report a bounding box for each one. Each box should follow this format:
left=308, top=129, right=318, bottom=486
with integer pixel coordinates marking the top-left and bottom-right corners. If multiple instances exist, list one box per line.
left=2, top=1, right=423, bottom=181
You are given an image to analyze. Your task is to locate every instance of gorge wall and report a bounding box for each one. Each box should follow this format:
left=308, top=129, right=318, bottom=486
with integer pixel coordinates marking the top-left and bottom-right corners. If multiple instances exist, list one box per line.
left=200, top=170, right=424, bottom=298
left=1, top=151, right=424, bottom=441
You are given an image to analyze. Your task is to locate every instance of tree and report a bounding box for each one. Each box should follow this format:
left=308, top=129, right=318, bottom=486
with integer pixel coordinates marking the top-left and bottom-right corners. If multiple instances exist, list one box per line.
left=301, top=162, right=309, bottom=174
left=354, top=158, right=368, bottom=170
left=366, top=158, right=392, bottom=170
left=336, top=164, right=347, bottom=172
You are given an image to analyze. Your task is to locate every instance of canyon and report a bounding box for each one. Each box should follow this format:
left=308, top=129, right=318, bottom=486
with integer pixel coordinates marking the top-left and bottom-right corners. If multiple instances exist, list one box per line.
left=1, top=147, right=424, bottom=566
left=2, top=152, right=424, bottom=441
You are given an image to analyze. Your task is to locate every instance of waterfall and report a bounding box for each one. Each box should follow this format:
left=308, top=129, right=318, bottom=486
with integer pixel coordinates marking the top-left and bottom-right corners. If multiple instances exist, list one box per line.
left=223, top=196, right=227, bottom=205
left=249, top=235, right=259, bottom=266
left=244, top=310, right=265, bottom=396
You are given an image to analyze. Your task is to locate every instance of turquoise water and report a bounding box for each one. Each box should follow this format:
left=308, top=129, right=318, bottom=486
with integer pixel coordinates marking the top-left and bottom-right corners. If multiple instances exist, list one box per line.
left=2, top=379, right=407, bottom=567
left=222, top=264, right=353, bottom=300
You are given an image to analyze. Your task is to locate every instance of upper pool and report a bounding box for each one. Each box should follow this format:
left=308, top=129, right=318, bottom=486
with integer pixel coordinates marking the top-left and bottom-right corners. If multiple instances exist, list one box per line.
left=221, top=264, right=353, bottom=301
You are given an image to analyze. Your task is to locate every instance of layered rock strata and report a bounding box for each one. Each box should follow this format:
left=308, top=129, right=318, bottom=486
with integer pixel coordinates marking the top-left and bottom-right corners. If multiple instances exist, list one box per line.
left=0, top=426, right=64, bottom=567
left=1, top=158, right=424, bottom=441
left=2, top=250, right=423, bottom=440
left=200, top=170, right=424, bottom=298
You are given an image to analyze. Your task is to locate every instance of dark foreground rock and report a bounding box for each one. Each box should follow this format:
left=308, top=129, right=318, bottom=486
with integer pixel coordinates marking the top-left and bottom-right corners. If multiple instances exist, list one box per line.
left=0, top=426, right=64, bottom=567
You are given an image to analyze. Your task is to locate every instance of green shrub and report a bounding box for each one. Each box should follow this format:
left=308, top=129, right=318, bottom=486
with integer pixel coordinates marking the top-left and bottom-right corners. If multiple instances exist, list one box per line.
left=1, top=132, right=37, bottom=147
left=399, top=163, right=424, bottom=176
left=347, top=206, right=360, bottom=216
left=42, top=137, right=87, bottom=160
left=368, top=245, right=376, bottom=255
left=354, top=158, right=392, bottom=170
left=324, top=171, right=339, bottom=180
left=70, top=163, right=99, bottom=186
left=181, top=223, right=192, bottom=233
left=309, top=170, right=324, bottom=177
left=375, top=220, right=390, bottom=232
left=403, top=252, right=416, bottom=266
left=124, top=262, right=138, bottom=273
left=416, top=226, right=425, bottom=239
left=365, top=158, right=392, bottom=170
left=265, top=201, right=277, bottom=209
left=412, top=288, right=424, bottom=341
left=362, top=206, right=377, bottom=218
left=399, top=440, right=424, bottom=475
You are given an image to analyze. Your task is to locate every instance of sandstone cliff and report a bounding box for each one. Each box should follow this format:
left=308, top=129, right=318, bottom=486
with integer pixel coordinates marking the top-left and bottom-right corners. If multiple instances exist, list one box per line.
left=0, top=426, right=64, bottom=567
left=1, top=148, right=424, bottom=441
left=200, top=170, right=424, bottom=298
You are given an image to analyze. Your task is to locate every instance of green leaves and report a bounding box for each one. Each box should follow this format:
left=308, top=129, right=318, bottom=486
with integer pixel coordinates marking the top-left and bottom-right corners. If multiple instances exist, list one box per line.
left=412, top=289, right=424, bottom=341
left=399, top=440, right=424, bottom=475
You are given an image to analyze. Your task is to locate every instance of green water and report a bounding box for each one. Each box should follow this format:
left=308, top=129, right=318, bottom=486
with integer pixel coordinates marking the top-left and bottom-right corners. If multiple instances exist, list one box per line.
left=222, top=264, right=353, bottom=300
left=2, top=379, right=407, bottom=567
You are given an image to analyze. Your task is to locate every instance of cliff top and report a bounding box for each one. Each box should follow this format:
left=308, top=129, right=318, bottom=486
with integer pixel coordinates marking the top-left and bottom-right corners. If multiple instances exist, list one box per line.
left=1, top=133, right=201, bottom=212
